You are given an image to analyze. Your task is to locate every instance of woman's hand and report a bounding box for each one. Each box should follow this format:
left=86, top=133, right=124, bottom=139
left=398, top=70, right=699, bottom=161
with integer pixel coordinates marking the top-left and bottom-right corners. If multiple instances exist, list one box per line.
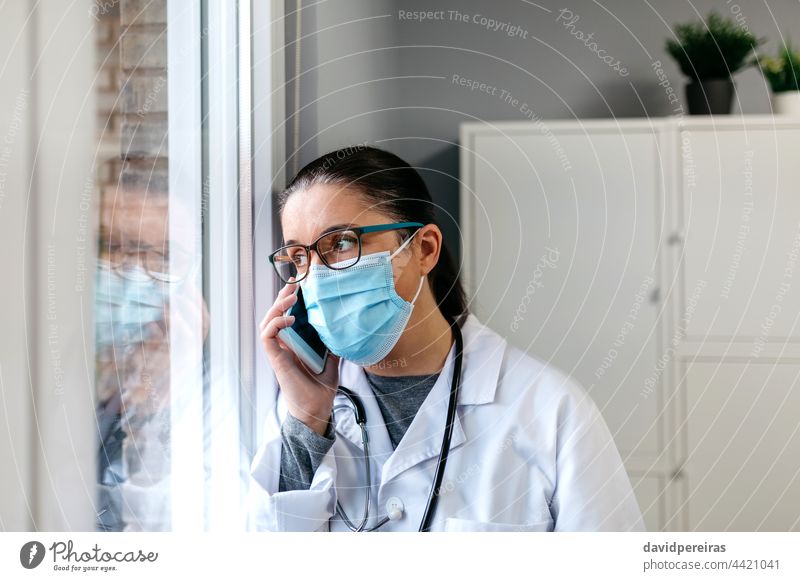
left=259, top=280, right=340, bottom=435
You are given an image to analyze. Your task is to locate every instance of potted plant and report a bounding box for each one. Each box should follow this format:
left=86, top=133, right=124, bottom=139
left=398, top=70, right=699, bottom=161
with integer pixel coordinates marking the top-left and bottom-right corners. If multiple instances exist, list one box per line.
left=666, top=11, right=763, bottom=114
left=756, top=42, right=800, bottom=115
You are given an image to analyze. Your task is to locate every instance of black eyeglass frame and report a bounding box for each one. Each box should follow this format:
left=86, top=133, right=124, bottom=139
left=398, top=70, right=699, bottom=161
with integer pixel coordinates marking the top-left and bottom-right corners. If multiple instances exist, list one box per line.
left=268, top=221, right=424, bottom=283
left=99, top=239, right=192, bottom=283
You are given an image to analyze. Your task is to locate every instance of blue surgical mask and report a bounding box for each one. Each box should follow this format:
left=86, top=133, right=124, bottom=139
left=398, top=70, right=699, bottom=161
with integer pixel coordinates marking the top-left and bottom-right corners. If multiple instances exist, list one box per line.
left=95, top=260, right=166, bottom=347
left=300, top=233, right=424, bottom=366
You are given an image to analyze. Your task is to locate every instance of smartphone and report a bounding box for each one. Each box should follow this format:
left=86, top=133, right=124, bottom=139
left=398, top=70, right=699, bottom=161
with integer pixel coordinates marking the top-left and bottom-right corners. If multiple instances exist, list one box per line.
left=277, top=285, right=329, bottom=374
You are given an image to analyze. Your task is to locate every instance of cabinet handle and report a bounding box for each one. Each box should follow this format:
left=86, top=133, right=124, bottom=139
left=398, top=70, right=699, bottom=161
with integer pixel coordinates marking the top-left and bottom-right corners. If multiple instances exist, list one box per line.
left=650, top=287, right=661, bottom=304
left=667, top=231, right=683, bottom=245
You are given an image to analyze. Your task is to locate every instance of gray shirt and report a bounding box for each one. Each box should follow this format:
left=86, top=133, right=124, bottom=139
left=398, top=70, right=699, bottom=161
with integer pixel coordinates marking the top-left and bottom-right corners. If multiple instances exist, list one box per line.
left=278, top=370, right=441, bottom=492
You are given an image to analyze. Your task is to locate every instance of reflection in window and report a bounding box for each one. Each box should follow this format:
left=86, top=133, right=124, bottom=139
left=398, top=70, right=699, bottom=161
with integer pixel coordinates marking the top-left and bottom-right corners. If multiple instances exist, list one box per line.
left=93, top=0, right=209, bottom=532
left=95, top=187, right=174, bottom=531
left=92, top=0, right=249, bottom=532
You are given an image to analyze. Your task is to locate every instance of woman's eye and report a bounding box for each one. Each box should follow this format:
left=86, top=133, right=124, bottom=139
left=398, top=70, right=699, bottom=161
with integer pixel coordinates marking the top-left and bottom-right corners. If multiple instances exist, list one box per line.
left=332, top=234, right=357, bottom=252
left=290, top=252, right=307, bottom=266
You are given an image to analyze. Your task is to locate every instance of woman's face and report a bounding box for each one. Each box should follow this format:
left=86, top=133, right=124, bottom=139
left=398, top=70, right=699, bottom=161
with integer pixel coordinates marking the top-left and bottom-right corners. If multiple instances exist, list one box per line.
left=281, top=183, right=422, bottom=301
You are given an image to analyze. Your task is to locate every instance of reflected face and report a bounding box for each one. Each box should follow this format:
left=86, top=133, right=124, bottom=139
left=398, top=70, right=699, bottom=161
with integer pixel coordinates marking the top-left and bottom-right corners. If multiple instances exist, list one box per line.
left=99, top=187, right=169, bottom=261
left=98, top=187, right=197, bottom=282
left=280, top=183, right=421, bottom=300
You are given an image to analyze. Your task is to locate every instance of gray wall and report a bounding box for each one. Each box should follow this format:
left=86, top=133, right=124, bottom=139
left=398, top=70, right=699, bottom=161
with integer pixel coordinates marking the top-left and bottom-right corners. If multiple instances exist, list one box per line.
left=285, top=0, right=800, bottom=259
left=284, top=0, right=400, bottom=178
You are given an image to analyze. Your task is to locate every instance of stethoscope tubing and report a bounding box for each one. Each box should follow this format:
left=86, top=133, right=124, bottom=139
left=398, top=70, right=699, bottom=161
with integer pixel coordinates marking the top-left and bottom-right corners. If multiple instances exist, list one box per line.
left=419, top=317, right=463, bottom=532
left=333, top=316, right=464, bottom=532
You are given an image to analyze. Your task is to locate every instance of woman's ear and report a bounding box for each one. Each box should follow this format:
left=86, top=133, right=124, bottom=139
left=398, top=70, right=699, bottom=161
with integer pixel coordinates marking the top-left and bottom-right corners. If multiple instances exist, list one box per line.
left=416, top=225, right=442, bottom=276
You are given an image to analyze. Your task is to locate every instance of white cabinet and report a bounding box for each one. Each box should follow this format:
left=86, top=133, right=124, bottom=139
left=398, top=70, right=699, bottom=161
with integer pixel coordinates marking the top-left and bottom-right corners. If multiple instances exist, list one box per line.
left=461, top=116, right=800, bottom=531
left=679, top=361, right=800, bottom=531
left=463, top=123, right=667, bottom=463
left=680, top=127, right=800, bottom=341
left=631, top=473, right=669, bottom=534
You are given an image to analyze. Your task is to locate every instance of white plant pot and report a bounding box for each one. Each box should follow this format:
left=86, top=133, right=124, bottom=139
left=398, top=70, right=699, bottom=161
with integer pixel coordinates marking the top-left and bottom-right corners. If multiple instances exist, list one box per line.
left=772, top=91, right=800, bottom=115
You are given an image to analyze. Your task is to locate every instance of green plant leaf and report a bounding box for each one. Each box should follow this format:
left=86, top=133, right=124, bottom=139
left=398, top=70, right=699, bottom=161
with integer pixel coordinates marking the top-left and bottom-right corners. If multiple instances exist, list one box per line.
left=755, top=39, right=800, bottom=92
left=665, top=11, right=764, bottom=80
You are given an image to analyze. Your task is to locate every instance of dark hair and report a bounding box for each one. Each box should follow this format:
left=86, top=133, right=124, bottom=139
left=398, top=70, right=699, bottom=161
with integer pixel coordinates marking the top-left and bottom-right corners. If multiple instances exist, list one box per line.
left=279, top=145, right=468, bottom=321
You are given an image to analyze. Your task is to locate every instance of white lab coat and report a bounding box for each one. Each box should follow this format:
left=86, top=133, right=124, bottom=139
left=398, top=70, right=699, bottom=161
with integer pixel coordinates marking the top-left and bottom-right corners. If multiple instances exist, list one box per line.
left=247, top=314, right=645, bottom=532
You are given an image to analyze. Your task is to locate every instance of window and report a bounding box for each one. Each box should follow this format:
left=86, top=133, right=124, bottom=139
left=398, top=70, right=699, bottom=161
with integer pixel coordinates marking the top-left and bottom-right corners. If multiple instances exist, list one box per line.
left=92, top=0, right=282, bottom=532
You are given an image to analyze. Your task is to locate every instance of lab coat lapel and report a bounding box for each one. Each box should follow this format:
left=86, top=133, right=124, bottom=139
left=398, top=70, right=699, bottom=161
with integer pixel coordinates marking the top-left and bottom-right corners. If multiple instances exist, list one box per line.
left=379, top=340, right=467, bottom=486
left=379, top=315, right=507, bottom=485
left=335, top=314, right=507, bottom=488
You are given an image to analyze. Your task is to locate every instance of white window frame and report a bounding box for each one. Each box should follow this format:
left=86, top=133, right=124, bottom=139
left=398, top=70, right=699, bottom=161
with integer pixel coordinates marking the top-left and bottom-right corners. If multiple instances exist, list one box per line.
left=201, top=0, right=285, bottom=530
left=250, top=0, right=285, bottom=453
left=161, top=0, right=285, bottom=531
left=167, top=0, right=205, bottom=532
left=205, top=0, right=244, bottom=532
left=171, top=0, right=285, bottom=531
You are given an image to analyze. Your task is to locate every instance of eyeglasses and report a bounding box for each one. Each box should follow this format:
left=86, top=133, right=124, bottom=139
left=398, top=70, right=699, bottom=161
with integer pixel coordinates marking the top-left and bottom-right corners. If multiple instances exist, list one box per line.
left=100, top=240, right=194, bottom=283
left=269, top=222, right=423, bottom=283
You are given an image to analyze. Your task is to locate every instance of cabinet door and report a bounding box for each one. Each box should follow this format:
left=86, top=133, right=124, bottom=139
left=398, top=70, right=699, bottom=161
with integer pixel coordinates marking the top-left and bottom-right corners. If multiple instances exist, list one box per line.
left=682, top=360, right=800, bottom=531
left=467, top=129, right=664, bottom=460
left=631, top=473, right=665, bottom=532
left=681, top=128, right=800, bottom=342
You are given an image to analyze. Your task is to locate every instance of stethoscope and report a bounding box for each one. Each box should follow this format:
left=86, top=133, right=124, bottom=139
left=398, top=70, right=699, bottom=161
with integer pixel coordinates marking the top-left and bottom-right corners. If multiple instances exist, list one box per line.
left=333, top=317, right=464, bottom=532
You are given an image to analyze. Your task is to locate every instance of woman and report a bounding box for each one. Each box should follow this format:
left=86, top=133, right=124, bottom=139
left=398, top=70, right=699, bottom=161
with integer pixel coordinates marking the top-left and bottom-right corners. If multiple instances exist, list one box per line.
left=247, top=146, right=645, bottom=532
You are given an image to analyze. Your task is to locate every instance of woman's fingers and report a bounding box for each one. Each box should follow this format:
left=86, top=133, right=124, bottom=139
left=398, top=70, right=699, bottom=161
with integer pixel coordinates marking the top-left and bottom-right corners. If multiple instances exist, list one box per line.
left=260, top=313, right=295, bottom=361
left=259, top=288, right=298, bottom=330
left=262, top=313, right=294, bottom=342
left=258, top=277, right=299, bottom=329
left=278, top=278, right=298, bottom=301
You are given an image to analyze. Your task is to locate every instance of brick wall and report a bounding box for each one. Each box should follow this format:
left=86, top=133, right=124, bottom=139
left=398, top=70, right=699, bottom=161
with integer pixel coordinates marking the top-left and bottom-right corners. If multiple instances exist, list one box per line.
left=119, top=0, right=168, bottom=194
left=95, top=0, right=168, bottom=198
left=94, top=1, right=123, bottom=192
